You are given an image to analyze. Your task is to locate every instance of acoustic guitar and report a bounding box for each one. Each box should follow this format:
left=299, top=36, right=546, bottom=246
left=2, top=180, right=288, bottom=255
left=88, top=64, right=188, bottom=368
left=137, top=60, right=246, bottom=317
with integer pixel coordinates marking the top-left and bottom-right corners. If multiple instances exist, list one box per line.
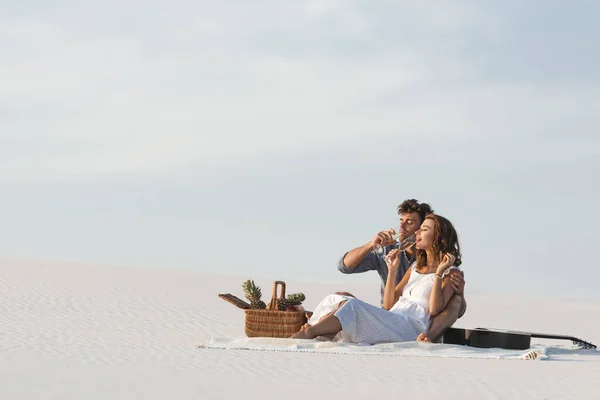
left=443, top=327, right=597, bottom=350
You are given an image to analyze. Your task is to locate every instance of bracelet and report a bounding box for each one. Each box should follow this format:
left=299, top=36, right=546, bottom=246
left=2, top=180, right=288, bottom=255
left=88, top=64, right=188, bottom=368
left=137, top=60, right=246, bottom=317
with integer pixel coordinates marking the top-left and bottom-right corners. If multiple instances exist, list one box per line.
left=435, top=274, right=443, bottom=281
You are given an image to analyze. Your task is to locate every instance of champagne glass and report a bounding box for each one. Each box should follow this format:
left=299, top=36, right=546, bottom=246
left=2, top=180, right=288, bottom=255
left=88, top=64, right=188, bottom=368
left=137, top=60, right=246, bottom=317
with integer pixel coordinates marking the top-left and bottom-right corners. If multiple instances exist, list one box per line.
left=397, top=234, right=417, bottom=251
left=373, top=233, right=400, bottom=255
left=373, top=234, right=417, bottom=264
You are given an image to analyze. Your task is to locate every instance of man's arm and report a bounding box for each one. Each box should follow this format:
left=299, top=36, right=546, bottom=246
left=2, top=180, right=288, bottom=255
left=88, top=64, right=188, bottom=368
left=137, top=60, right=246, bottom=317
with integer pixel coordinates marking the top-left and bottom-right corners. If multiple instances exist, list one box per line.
left=338, top=229, right=396, bottom=273
left=449, top=270, right=467, bottom=317
left=420, top=269, right=466, bottom=342
left=342, top=242, right=374, bottom=268
left=337, top=246, right=379, bottom=274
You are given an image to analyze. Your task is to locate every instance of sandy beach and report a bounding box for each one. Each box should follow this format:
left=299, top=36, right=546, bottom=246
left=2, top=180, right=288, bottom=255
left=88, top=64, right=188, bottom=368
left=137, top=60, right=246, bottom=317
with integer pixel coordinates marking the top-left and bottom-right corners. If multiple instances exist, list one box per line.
left=3, top=0, right=599, bottom=398
left=2, top=258, right=598, bottom=399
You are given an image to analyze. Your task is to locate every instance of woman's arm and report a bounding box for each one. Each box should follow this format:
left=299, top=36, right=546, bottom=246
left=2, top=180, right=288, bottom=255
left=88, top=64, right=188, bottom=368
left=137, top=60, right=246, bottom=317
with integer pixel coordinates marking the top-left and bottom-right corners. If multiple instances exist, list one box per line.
left=429, top=255, right=457, bottom=316
left=382, top=265, right=398, bottom=310
left=383, top=253, right=413, bottom=310
left=429, top=274, right=456, bottom=316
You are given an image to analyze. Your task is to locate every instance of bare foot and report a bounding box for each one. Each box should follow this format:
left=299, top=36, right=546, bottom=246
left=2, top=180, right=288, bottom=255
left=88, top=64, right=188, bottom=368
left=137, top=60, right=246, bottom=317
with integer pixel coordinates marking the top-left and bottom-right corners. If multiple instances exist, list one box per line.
left=290, top=330, right=310, bottom=339
left=300, top=323, right=311, bottom=331
left=417, top=333, right=431, bottom=342
left=315, top=333, right=336, bottom=341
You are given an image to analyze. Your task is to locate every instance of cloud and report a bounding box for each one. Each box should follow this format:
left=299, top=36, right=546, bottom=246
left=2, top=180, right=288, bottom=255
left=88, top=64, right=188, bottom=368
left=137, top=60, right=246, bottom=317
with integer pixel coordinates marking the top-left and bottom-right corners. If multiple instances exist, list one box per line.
left=1, top=1, right=599, bottom=180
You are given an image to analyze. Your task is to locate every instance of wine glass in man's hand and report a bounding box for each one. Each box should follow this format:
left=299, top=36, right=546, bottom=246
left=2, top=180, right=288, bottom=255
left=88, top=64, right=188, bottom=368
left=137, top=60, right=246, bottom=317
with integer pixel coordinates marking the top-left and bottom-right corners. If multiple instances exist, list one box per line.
left=373, top=231, right=416, bottom=256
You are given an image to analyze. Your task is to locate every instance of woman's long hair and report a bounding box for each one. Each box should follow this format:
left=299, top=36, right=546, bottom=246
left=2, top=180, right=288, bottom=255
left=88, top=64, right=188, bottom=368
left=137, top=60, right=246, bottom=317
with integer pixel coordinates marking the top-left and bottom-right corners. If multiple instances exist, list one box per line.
left=415, top=214, right=462, bottom=270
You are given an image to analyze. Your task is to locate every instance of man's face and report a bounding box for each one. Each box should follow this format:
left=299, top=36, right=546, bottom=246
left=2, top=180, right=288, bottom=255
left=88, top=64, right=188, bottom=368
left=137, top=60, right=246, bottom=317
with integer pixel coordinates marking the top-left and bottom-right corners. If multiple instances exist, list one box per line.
left=399, top=212, right=422, bottom=240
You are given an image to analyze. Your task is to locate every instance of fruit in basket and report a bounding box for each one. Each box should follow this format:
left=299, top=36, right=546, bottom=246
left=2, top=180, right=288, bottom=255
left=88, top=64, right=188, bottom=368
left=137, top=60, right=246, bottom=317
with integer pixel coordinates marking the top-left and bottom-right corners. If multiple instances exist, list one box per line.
left=242, top=280, right=267, bottom=310
left=285, top=305, right=298, bottom=312
left=286, top=293, right=306, bottom=306
left=277, top=297, right=292, bottom=311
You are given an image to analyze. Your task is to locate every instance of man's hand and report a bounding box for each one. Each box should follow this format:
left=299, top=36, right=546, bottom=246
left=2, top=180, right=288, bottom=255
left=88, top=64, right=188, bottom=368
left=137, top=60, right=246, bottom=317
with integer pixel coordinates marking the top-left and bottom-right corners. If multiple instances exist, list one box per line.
left=371, top=229, right=396, bottom=248
left=448, top=269, right=465, bottom=295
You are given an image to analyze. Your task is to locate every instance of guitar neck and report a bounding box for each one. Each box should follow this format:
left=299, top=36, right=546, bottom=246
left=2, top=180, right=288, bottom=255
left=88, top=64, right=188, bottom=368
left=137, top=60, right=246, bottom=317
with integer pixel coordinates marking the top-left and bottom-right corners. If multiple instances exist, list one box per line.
left=529, top=332, right=596, bottom=349
left=475, top=328, right=597, bottom=350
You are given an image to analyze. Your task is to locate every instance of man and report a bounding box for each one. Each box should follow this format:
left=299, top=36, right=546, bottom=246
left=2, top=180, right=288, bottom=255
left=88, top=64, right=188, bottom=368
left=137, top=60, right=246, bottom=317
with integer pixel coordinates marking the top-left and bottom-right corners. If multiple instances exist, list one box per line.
left=337, top=199, right=466, bottom=342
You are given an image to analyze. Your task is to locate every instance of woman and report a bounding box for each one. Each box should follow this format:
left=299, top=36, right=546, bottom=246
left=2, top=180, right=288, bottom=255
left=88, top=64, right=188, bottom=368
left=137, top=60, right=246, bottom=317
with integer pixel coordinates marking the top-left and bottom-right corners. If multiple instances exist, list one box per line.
left=291, top=214, right=462, bottom=344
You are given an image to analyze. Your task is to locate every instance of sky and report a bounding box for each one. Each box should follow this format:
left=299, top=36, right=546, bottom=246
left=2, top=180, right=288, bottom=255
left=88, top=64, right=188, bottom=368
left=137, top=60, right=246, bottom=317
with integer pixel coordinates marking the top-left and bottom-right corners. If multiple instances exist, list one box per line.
left=1, top=0, right=599, bottom=299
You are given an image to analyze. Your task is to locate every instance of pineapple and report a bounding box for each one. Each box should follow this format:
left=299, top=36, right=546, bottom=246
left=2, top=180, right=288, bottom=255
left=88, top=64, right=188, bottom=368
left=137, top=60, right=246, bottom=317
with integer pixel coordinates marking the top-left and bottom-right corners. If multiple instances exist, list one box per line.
left=277, top=297, right=292, bottom=311
left=277, top=292, right=306, bottom=310
left=286, top=293, right=305, bottom=306
left=242, top=280, right=266, bottom=310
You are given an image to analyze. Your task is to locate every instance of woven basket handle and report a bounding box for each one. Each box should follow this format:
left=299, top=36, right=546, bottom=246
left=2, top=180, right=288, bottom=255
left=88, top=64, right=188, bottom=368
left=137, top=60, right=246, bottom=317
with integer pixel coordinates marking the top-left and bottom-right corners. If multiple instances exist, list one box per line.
left=268, top=281, right=286, bottom=310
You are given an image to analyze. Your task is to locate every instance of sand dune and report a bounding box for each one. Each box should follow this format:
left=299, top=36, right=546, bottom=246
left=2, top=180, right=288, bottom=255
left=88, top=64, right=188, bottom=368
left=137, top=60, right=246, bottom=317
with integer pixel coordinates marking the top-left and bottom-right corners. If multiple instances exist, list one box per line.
left=2, top=258, right=598, bottom=399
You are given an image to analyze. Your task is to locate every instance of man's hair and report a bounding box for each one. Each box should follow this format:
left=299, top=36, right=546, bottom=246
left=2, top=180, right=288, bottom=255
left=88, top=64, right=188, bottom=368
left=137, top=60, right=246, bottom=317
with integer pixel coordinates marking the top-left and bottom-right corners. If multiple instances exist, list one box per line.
left=397, top=199, right=434, bottom=224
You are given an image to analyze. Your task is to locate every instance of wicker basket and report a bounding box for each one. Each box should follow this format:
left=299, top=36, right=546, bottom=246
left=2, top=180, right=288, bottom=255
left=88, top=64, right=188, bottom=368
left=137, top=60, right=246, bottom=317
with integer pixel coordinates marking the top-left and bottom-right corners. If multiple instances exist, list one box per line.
left=245, top=281, right=306, bottom=338
left=219, top=281, right=307, bottom=338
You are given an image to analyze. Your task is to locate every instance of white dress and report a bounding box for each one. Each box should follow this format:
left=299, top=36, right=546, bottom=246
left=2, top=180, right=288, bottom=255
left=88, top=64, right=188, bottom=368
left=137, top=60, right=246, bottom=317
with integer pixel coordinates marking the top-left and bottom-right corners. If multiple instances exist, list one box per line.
left=308, top=265, right=456, bottom=344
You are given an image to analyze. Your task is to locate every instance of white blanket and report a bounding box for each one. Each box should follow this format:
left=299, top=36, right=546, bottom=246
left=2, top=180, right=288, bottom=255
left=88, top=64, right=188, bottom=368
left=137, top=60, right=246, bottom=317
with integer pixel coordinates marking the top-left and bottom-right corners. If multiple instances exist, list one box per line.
left=199, top=337, right=549, bottom=360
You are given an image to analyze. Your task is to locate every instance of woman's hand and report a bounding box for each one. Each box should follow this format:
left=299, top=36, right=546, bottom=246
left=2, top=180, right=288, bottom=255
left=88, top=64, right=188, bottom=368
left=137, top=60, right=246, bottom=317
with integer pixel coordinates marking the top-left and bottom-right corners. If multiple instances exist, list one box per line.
left=436, top=253, right=456, bottom=275
left=385, top=249, right=401, bottom=270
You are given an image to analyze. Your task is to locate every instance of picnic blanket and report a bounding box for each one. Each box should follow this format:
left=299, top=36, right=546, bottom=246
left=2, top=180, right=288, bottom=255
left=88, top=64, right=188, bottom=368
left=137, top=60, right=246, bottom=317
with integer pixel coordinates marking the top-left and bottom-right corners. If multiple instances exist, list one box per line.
left=199, top=337, right=549, bottom=360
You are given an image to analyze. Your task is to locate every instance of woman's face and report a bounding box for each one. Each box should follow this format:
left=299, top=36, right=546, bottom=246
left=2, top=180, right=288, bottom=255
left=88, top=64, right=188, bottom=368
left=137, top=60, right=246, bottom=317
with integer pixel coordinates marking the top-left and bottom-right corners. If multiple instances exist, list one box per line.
left=415, top=218, right=436, bottom=250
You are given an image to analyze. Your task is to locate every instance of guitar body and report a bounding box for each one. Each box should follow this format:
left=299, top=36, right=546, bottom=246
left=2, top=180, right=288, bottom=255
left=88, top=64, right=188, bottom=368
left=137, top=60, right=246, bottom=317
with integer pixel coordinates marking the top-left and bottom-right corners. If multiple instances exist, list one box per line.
left=443, top=327, right=531, bottom=350
left=443, top=327, right=597, bottom=350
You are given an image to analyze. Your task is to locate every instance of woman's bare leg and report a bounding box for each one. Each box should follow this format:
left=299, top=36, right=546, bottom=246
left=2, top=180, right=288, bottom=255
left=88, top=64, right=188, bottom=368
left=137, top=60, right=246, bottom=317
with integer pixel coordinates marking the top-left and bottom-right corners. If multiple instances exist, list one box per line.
left=290, top=312, right=343, bottom=339
left=295, top=301, right=347, bottom=335
left=315, top=333, right=337, bottom=341
left=334, top=292, right=356, bottom=298
left=300, top=312, right=338, bottom=340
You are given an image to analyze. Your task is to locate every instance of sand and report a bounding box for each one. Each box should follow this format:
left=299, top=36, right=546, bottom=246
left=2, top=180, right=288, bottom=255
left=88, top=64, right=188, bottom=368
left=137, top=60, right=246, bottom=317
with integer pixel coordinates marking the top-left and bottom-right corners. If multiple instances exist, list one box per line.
left=1, top=258, right=598, bottom=399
